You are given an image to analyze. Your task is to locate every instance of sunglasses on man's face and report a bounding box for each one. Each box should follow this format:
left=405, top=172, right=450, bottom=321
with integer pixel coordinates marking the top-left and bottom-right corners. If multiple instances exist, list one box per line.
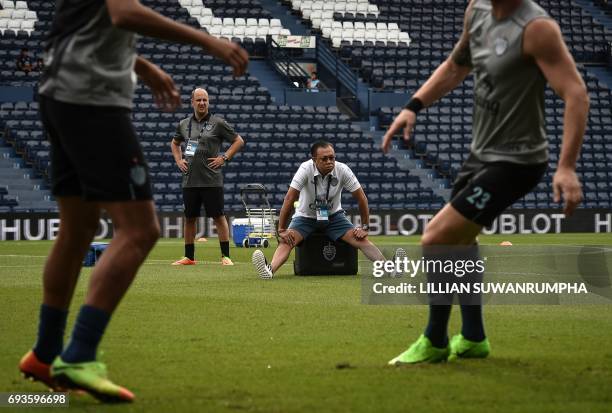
left=317, top=155, right=335, bottom=162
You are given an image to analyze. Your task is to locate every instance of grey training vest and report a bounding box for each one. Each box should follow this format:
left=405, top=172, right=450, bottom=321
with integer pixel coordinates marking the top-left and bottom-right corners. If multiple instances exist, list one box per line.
left=174, top=114, right=238, bottom=188
left=39, top=1, right=137, bottom=109
left=469, top=0, right=550, bottom=164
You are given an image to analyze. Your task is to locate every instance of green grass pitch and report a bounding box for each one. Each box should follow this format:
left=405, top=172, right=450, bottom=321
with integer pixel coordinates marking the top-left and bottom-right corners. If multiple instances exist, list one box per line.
left=1, top=233, right=612, bottom=412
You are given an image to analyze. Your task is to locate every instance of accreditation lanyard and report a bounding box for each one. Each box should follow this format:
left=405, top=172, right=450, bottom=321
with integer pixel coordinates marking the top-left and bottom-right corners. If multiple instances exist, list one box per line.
left=184, top=117, right=202, bottom=157
left=314, top=174, right=332, bottom=222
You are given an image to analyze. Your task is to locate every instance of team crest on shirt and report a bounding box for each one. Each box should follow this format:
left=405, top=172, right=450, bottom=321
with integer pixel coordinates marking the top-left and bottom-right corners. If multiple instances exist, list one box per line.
left=493, top=37, right=509, bottom=56
left=130, top=165, right=147, bottom=186
left=322, top=242, right=337, bottom=261
left=330, top=177, right=339, bottom=186
left=205, top=122, right=214, bottom=131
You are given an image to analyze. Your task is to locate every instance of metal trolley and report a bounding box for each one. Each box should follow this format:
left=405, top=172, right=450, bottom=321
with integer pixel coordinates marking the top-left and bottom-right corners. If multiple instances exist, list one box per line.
left=239, top=183, right=277, bottom=248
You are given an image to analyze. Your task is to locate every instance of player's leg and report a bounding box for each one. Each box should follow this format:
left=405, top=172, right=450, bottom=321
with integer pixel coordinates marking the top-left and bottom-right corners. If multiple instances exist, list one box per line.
left=82, top=201, right=159, bottom=312
left=421, top=154, right=486, bottom=248
left=431, top=160, right=546, bottom=361
left=58, top=200, right=158, bottom=360
left=20, top=97, right=102, bottom=389
left=57, top=199, right=158, bottom=352
left=52, top=201, right=158, bottom=402
left=20, top=198, right=101, bottom=389
left=421, top=204, right=482, bottom=246
left=448, top=160, right=545, bottom=360
left=174, top=188, right=199, bottom=265
left=388, top=156, right=485, bottom=365
left=422, top=203, right=483, bottom=347
left=42, top=198, right=101, bottom=309
left=45, top=99, right=157, bottom=402
left=425, top=209, right=489, bottom=361
left=205, top=187, right=232, bottom=265
left=419, top=169, right=489, bottom=361
left=387, top=205, right=481, bottom=366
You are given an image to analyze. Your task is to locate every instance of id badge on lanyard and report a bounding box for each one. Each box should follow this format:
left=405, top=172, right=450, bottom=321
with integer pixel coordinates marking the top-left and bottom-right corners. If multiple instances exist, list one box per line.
left=184, top=117, right=200, bottom=157
left=314, top=175, right=332, bottom=222
left=315, top=199, right=329, bottom=222
left=185, top=139, right=197, bottom=157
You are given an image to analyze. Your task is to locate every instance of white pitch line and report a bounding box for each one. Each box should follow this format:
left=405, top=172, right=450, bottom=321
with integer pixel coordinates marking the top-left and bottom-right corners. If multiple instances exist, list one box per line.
left=0, top=254, right=47, bottom=258
left=144, top=260, right=251, bottom=266
left=0, top=265, right=47, bottom=268
left=0, top=255, right=252, bottom=266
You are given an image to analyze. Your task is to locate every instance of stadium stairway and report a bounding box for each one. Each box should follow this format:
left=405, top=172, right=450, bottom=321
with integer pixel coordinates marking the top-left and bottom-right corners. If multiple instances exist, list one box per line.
left=258, top=0, right=310, bottom=35
left=0, top=142, right=54, bottom=212
left=574, top=0, right=612, bottom=86
left=270, top=0, right=456, bottom=198
left=575, top=0, right=612, bottom=28
left=588, top=66, right=612, bottom=87
left=368, top=131, right=452, bottom=202
left=352, top=116, right=452, bottom=201
left=247, top=61, right=291, bottom=104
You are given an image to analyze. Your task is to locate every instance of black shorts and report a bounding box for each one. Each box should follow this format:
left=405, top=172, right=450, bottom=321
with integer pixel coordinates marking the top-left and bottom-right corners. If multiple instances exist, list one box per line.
left=40, top=96, right=152, bottom=201
left=182, top=187, right=225, bottom=218
left=450, top=153, right=547, bottom=226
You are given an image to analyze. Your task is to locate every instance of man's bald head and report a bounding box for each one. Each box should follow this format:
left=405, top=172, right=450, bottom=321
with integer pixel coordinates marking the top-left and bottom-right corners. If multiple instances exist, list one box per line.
left=191, top=88, right=209, bottom=119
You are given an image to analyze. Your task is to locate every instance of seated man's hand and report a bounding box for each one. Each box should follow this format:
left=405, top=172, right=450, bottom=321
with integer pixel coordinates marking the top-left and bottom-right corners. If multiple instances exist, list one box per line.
left=352, top=226, right=368, bottom=240
left=278, top=229, right=297, bottom=247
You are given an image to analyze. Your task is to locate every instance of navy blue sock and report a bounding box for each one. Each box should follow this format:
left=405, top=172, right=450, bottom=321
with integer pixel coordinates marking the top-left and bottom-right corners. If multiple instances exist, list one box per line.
left=61, top=305, right=111, bottom=363
left=422, top=244, right=452, bottom=348
left=424, top=305, right=452, bottom=348
left=185, top=243, right=195, bottom=260
left=458, top=244, right=486, bottom=342
left=220, top=241, right=230, bottom=258
left=33, top=304, right=68, bottom=364
left=460, top=305, right=486, bottom=342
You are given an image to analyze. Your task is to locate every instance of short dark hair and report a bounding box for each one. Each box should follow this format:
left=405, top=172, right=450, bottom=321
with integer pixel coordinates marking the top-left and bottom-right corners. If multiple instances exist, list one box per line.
left=311, top=71, right=317, bottom=77
left=310, top=140, right=333, bottom=157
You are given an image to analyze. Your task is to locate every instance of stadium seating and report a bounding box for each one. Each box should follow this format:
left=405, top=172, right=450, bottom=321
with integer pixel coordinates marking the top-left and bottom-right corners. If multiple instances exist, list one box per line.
left=0, top=0, right=611, bottom=212
left=0, top=0, right=47, bottom=86
left=376, top=64, right=612, bottom=208
left=301, top=0, right=611, bottom=89
left=175, top=0, right=291, bottom=47
left=0, top=0, right=37, bottom=37
left=281, top=0, right=612, bottom=208
left=2, top=92, right=442, bottom=211
left=0, top=0, right=439, bottom=211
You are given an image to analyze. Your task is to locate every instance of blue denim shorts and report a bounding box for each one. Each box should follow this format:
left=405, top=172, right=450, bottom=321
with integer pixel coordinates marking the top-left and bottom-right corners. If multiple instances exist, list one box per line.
left=288, top=211, right=355, bottom=241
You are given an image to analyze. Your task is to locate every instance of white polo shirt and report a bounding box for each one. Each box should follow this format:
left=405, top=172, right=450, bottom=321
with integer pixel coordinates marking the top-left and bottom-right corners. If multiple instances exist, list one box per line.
left=290, top=160, right=361, bottom=219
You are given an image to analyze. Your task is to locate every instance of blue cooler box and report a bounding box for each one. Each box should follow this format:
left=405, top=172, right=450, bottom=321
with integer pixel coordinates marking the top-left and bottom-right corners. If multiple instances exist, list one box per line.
left=83, top=242, right=109, bottom=267
left=232, top=218, right=254, bottom=247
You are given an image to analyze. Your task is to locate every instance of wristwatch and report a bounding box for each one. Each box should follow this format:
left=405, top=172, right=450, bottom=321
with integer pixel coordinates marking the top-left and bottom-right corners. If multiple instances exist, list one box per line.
left=361, top=224, right=369, bottom=231
left=222, top=154, right=229, bottom=162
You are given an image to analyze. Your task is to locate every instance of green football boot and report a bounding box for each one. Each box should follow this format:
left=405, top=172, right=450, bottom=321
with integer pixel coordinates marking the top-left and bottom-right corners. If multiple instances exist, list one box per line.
left=51, top=358, right=134, bottom=403
left=388, top=335, right=450, bottom=365
left=448, top=334, right=490, bottom=361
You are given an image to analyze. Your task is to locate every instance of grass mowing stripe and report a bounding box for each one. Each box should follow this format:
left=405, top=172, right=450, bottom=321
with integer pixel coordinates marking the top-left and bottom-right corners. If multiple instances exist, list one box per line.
left=1, top=233, right=611, bottom=411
